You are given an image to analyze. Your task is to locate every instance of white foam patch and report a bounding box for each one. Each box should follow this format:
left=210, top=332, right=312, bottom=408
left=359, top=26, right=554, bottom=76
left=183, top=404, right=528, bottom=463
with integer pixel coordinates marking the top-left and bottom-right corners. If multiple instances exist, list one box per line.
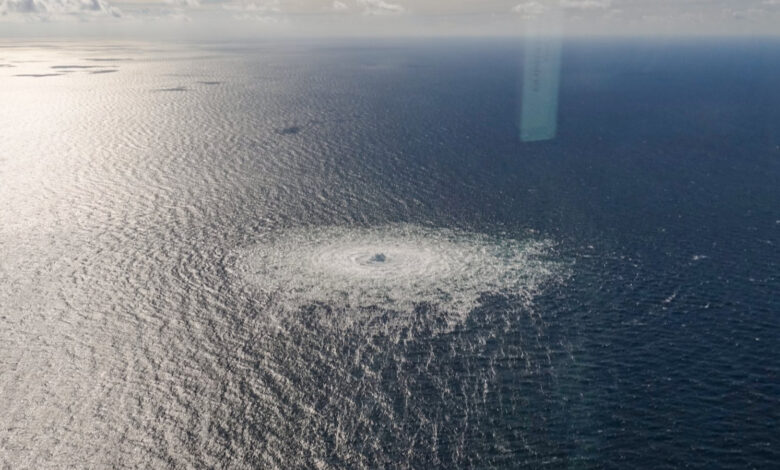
left=234, top=224, right=566, bottom=331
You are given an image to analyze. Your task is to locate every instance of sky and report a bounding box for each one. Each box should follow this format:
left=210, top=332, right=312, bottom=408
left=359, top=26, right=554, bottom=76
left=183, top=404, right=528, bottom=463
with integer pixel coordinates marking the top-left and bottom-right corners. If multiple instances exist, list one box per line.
left=1, top=0, right=780, bottom=38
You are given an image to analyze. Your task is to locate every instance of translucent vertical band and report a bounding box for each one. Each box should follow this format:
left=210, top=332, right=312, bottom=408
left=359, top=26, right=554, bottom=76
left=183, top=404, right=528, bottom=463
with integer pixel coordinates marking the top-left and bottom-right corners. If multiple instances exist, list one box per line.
left=520, top=12, right=562, bottom=142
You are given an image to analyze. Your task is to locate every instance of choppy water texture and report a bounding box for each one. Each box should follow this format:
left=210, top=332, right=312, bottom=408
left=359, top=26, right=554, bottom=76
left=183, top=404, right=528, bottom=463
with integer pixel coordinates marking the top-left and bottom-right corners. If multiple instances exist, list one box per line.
left=1, top=40, right=779, bottom=469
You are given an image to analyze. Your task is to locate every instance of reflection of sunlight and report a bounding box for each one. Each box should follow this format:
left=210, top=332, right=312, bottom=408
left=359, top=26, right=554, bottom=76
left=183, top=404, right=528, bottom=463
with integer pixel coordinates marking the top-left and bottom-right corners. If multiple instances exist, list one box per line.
left=519, top=11, right=562, bottom=142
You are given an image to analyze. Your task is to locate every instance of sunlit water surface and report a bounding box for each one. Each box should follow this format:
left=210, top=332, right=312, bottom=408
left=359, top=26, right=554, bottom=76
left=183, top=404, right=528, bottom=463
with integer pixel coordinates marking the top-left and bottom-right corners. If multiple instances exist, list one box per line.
left=1, top=40, right=778, bottom=469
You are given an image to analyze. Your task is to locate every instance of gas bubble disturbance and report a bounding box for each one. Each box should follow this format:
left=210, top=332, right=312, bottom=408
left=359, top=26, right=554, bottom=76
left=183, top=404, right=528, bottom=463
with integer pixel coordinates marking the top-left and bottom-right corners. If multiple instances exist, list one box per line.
left=233, top=224, right=567, bottom=332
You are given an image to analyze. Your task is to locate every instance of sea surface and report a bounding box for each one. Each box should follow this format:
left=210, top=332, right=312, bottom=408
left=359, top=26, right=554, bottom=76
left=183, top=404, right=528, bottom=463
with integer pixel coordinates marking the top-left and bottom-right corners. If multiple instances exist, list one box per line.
left=1, top=39, right=778, bottom=469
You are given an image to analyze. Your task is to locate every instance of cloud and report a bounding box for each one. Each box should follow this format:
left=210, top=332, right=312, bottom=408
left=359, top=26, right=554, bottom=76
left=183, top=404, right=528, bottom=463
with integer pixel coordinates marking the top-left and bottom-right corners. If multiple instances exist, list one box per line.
left=512, top=1, right=547, bottom=19
left=222, top=0, right=280, bottom=13
left=232, top=13, right=282, bottom=22
left=513, top=0, right=611, bottom=17
left=222, top=0, right=277, bottom=21
left=560, top=0, right=611, bottom=10
left=164, top=0, right=200, bottom=8
left=220, top=0, right=286, bottom=23
left=357, top=0, right=404, bottom=16
left=3, top=0, right=780, bottom=35
left=722, top=6, right=765, bottom=21
left=0, top=0, right=121, bottom=19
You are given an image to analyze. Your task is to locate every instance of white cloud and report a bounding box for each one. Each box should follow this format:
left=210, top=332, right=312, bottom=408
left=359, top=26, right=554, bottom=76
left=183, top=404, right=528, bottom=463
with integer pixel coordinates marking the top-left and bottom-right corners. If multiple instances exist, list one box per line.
left=222, top=0, right=280, bottom=13
left=165, top=0, right=200, bottom=8
left=722, top=6, right=765, bottom=20
left=2, top=0, right=780, bottom=35
left=513, top=0, right=611, bottom=17
left=560, top=0, right=611, bottom=10
left=220, top=0, right=286, bottom=23
left=357, top=0, right=404, bottom=16
left=0, top=0, right=121, bottom=19
left=232, top=12, right=282, bottom=22
left=512, top=1, right=547, bottom=19
left=167, top=11, right=192, bottom=21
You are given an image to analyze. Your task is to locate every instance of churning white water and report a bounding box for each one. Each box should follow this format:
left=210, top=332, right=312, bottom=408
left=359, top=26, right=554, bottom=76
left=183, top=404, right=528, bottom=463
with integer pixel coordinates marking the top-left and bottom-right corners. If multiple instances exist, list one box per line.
left=234, top=224, right=565, bottom=331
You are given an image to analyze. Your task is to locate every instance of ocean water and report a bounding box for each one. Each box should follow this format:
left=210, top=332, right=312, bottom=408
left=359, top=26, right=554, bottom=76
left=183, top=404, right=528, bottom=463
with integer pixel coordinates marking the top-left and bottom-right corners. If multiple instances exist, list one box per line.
left=0, top=39, right=778, bottom=469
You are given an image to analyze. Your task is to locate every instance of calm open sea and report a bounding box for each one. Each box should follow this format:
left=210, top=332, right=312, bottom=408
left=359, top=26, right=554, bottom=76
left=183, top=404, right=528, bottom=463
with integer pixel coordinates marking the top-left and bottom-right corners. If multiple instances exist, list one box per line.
left=1, top=39, right=778, bottom=468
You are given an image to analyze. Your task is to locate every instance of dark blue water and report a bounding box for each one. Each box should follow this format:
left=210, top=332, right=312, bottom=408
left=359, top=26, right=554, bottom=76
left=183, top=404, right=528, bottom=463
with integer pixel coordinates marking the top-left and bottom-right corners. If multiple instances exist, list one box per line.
left=1, top=39, right=778, bottom=468
left=300, top=39, right=780, bottom=468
